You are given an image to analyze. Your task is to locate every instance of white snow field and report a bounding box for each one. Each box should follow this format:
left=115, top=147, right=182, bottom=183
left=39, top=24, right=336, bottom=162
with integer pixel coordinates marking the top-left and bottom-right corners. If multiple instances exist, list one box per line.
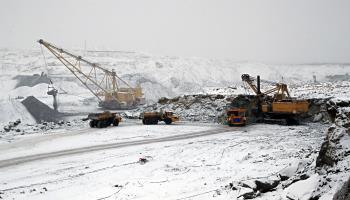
left=0, top=123, right=326, bottom=200
left=0, top=49, right=349, bottom=200
left=0, top=48, right=349, bottom=125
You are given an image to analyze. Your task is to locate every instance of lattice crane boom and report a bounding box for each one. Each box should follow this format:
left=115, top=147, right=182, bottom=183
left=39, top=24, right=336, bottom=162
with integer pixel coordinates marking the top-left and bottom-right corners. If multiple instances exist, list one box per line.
left=241, top=74, right=291, bottom=99
left=38, top=39, right=144, bottom=109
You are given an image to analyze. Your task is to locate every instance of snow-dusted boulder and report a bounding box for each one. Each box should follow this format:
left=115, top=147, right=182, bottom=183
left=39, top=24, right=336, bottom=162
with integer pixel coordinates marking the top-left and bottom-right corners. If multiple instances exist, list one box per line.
left=237, top=187, right=256, bottom=199
left=240, top=180, right=257, bottom=190
left=314, top=101, right=350, bottom=199
left=286, top=174, right=320, bottom=200
left=279, top=161, right=300, bottom=181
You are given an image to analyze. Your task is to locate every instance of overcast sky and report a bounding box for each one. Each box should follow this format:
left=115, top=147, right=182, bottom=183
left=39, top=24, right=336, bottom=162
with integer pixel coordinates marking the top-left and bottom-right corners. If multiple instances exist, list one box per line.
left=1, top=0, right=350, bottom=63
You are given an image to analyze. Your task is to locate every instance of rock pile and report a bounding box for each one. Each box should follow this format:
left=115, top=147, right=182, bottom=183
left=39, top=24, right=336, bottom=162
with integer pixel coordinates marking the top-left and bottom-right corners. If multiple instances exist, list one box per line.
left=14, top=73, right=51, bottom=88
left=129, top=94, right=236, bottom=122
left=314, top=100, right=350, bottom=199
left=21, top=96, right=62, bottom=123
left=0, top=119, right=85, bottom=143
left=3, top=119, right=21, bottom=132
left=128, top=94, right=333, bottom=124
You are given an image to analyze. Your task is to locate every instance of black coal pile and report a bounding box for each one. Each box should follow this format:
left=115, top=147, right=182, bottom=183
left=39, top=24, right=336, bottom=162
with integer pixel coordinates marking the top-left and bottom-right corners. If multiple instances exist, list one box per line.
left=21, top=96, right=62, bottom=123
left=14, top=73, right=51, bottom=88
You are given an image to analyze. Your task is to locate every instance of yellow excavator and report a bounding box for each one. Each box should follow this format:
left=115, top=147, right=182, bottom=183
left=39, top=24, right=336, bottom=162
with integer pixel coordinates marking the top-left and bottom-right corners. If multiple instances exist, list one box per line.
left=241, top=74, right=309, bottom=125
left=38, top=39, right=144, bottom=110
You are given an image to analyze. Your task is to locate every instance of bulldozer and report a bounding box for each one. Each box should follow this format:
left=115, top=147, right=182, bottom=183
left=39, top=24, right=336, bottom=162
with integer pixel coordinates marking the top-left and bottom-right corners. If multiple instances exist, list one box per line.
left=226, top=108, right=247, bottom=126
left=87, top=111, right=122, bottom=128
left=241, top=74, right=309, bottom=125
left=141, top=111, right=179, bottom=125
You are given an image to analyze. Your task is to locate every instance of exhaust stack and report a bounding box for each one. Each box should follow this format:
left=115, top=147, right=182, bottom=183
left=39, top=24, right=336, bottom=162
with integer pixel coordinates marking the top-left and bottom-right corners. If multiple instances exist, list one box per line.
left=257, top=75, right=261, bottom=94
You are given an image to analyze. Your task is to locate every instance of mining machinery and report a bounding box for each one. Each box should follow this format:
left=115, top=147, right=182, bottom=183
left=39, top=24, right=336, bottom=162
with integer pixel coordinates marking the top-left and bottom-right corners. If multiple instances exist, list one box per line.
left=38, top=39, right=144, bottom=110
left=226, top=108, right=247, bottom=126
left=47, top=80, right=58, bottom=111
left=140, top=111, right=179, bottom=125
left=87, top=111, right=122, bottom=128
left=241, top=74, right=309, bottom=125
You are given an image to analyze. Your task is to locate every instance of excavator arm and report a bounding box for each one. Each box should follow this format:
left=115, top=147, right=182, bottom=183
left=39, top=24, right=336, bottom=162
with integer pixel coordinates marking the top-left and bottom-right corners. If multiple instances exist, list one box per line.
left=241, top=74, right=291, bottom=100
left=241, top=74, right=259, bottom=95
left=38, top=39, right=138, bottom=104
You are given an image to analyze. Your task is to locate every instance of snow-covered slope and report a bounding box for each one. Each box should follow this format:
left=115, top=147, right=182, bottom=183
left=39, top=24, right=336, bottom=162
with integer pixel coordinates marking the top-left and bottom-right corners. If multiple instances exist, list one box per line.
left=0, top=48, right=350, bottom=200
left=1, top=48, right=350, bottom=100
left=0, top=48, right=349, bottom=125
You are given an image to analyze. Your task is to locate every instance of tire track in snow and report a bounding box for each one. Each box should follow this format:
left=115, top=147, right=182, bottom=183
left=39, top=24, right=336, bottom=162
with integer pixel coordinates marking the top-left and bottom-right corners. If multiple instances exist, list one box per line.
left=0, top=127, right=234, bottom=168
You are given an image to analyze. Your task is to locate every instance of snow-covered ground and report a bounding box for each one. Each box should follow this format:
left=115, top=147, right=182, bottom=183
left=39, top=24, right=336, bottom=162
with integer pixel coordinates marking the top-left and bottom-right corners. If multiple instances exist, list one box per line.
left=0, top=121, right=215, bottom=161
left=291, top=81, right=350, bottom=102
left=0, top=122, right=327, bottom=200
left=0, top=48, right=349, bottom=200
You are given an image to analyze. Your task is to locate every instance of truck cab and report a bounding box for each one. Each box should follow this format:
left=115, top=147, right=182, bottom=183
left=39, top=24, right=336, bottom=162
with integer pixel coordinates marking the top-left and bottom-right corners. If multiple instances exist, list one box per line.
left=163, top=111, right=179, bottom=124
left=227, top=108, right=246, bottom=126
left=141, top=111, right=179, bottom=125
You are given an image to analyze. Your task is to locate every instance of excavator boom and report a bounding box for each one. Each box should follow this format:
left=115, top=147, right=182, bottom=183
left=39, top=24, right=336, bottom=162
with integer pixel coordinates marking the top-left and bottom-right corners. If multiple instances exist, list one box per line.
left=241, top=74, right=259, bottom=95
left=241, top=74, right=291, bottom=99
left=38, top=39, right=144, bottom=109
left=241, top=73, right=309, bottom=125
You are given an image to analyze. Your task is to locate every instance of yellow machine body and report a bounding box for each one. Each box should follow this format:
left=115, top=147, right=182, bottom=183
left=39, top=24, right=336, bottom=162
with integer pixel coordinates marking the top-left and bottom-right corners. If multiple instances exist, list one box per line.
left=227, top=108, right=247, bottom=126
left=142, top=111, right=179, bottom=125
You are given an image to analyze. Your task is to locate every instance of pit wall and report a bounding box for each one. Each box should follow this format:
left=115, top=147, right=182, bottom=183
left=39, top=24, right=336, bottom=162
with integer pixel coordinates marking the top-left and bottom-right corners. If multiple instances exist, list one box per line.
left=134, top=94, right=335, bottom=125
left=315, top=100, right=350, bottom=199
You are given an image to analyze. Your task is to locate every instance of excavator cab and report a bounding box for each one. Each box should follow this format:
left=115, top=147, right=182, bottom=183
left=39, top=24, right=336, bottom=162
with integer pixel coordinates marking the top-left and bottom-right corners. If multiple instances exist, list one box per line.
left=227, top=108, right=246, bottom=126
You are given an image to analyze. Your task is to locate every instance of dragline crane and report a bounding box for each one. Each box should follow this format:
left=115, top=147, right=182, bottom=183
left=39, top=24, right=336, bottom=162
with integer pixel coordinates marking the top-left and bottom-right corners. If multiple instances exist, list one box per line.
left=38, top=39, right=144, bottom=110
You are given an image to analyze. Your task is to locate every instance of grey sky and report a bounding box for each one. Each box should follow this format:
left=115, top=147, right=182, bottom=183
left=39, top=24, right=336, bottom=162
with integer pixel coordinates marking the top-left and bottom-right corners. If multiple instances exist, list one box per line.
left=1, top=0, right=350, bottom=63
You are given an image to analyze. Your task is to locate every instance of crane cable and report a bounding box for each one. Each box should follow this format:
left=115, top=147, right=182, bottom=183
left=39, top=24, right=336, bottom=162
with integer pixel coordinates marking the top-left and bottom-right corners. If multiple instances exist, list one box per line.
left=40, top=44, right=61, bottom=108
left=40, top=44, right=92, bottom=102
left=40, top=44, right=49, bottom=74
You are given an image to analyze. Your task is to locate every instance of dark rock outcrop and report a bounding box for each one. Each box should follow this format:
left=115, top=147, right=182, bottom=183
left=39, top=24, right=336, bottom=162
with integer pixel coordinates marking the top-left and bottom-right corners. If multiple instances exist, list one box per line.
left=255, top=176, right=280, bottom=193
left=315, top=100, right=350, bottom=199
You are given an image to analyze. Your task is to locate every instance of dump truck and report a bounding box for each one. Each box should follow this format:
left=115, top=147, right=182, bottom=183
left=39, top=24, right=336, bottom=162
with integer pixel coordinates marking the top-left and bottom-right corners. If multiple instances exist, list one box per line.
left=227, top=108, right=247, bottom=126
left=141, top=111, right=179, bottom=125
left=88, top=111, right=122, bottom=128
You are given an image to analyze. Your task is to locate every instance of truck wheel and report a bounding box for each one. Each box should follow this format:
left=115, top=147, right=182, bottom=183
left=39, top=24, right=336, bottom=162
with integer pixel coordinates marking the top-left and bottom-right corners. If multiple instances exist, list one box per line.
left=113, top=119, right=119, bottom=126
left=106, top=120, right=112, bottom=127
left=104, top=121, right=110, bottom=127
left=97, top=121, right=104, bottom=128
left=164, top=118, right=172, bottom=125
left=89, top=120, right=95, bottom=128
